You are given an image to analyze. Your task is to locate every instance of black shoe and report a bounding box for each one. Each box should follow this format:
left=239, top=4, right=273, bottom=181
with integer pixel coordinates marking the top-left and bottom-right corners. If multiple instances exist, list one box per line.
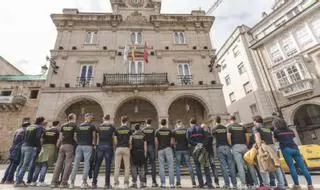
left=92, top=182, right=97, bottom=189
left=197, top=184, right=205, bottom=188
left=140, top=183, right=146, bottom=188
left=130, top=184, right=138, bottom=188
left=105, top=184, right=112, bottom=189
left=176, top=183, right=181, bottom=188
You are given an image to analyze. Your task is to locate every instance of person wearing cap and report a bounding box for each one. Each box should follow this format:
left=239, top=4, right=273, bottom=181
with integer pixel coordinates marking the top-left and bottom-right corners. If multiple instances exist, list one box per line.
left=172, top=120, right=196, bottom=188
left=69, top=113, right=96, bottom=189
left=130, top=124, right=147, bottom=188
left=1, top=119, right=30, bottom=184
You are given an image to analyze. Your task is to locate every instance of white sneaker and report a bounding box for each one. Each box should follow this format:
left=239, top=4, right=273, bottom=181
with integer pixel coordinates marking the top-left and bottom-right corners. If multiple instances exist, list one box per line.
left=69, top=183, right=75, bottom=189
left=238, top=184, right=247, bottom=190
left=124, top=183, right=129, bottom=189
left=37, top=182, right=48, bottom=187
left=81, top=182, right=89, bottom=189
left=30, top=182, right=37, bottom=186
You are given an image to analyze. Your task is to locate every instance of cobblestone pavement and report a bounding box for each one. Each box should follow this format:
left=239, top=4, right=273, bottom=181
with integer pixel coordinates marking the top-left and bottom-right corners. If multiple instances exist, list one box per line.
left=0, top=165, right=319, bottom=190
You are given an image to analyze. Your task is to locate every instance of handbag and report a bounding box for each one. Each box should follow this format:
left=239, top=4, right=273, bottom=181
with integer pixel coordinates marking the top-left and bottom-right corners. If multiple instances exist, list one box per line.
left=244, top=144, right=257, bottom=165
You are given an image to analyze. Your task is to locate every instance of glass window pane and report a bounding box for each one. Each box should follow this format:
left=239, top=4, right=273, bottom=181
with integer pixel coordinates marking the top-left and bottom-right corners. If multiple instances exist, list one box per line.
left=85, top=32, right=91, bottom=43
left=183, top=64, right=190, bottom=75
left=130, top=62, right=135, bottom=74
left=137, top=32, right=142, bottom=44
left=178, top=64, right=183, bottom=75
left=179, top=32, right=185, bottom=44
left=137, top=61, right=143, bottom=73
left=174, top=33, right=179, bottom=43
left=80, top=66, right=87, bottom=79
left=131, top=33, right=136, bottom=44
left=87, top=66, right=93, bottom=78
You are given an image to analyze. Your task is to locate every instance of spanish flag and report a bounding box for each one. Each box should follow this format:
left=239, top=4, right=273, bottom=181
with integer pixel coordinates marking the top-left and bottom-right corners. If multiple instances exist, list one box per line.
left=131, top=46, right=135, bottom=62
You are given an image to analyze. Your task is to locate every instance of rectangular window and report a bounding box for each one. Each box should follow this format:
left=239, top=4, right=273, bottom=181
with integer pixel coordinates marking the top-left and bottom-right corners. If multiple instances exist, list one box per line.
left=173, top=32, right=185, bottom=44
left=178, top=63, right=192, bottom=84
left=131, top=32, right=143, bottom=45
left=233, top=45, right=240, bottom=57
left=268, top=44, right=283, bottom=63
left=243, top=82, right=252, bottom=94
left=294, top=26, right=314, bottom=49
left=276, top=70, right=290, bottom=87
left=1, top=91, right=12, bottom=96
left=29, top=90, right=39, bottom=99
left=85, top=31, right=97, bottom=44
left=287, top=65, right=302, bottom=83
left=229, top=92, right=236, bottom=103
left=129, top=60, right=144, bottom=74
left=281, top=36, right=298, bottom=57
left=78, top=64, right=94, bottom=87
left=311, top=18, right=320, bottom=38
left=238, top=62, right=246, bottom=75
left=250, top=104, right=259, bottom=116
left=225, top=75, right=231, bottom=86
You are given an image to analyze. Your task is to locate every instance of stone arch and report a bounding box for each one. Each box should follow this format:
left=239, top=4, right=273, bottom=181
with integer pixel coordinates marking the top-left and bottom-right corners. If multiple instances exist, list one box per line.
left=167, top=93, right=211, bottom=127
left=55, top=95, right=105, bottom=124
left=113, top=95, right=159, bottom=127
left=288, top=100, right=320, bottom=124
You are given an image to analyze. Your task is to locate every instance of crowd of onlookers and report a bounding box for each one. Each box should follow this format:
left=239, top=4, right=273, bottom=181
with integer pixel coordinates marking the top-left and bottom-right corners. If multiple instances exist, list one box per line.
left=0, top=112, right=315, bottom=190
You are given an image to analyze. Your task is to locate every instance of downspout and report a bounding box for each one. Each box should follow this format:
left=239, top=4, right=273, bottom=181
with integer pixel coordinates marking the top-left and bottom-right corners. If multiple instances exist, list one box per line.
left=255, top=50, right=283, bottom=118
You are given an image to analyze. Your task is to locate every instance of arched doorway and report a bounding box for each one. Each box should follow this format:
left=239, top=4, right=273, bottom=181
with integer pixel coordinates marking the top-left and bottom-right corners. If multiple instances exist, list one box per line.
left=168, top=96, right=208, bottom=128
left=115, top=98, right=158, bottom=128
left=293, top=104, right=320, bottom=144
left=60, top=98, right=104, bottom=126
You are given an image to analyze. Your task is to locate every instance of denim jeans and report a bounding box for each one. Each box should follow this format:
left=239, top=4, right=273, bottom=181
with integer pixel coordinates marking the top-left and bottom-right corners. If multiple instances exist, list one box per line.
left=281, top=147, right=312, bottom=186
left=192, top=151, right=212, bottom=187
left=158, top=147, right=174, bottom=186
left=93, top=145, right=113, bottom=185
left=2, top=159, right=19, bottom=182
left=15, top=146, right=37, bottom=183
left=32, top=162, right=48, bottom=183
left=175, top=150, right=195, bottom=184
left=70, top=145, right=93, bottom=182
left=208, top=153, right=219, bottom=184
left=145, top=144, right=157, bottom=184
left=217, top=145, right=237, bottom=187
left=232, top=144, right=259, bottom=186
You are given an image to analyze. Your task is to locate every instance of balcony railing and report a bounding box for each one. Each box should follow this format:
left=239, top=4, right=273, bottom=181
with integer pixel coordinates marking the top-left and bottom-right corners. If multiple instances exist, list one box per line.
left=280, top=79, right=313, bottom=97
left=103, top=73, right=169, bottom=86
left=76, top=77, right=94, bottom=87
left=177, top=75, right=193, bottom=85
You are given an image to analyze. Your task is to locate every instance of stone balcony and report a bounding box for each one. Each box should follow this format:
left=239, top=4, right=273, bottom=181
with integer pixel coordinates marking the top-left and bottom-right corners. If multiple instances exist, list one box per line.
left=0, top=95, right=27, bottom=111
left=279, top=79, right=313, bottom=98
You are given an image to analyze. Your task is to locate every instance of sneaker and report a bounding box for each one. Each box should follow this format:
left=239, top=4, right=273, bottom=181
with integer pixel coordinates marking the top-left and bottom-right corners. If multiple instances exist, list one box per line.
left=238, top=184, right=247, bottom=190
left=124, top=183, right=129, bottom=189
left=197, top=184, right=205, bottom=188
left=292, top=185, right=302, bottom=190
left=207, top=184, right=214, bottom=189
left=114, top=183, right=119, bottom=189
left=14, top=182, right=28, bottom=187
left=0, top=179, right=5, bottom=184
left=140, top=183, right=146, bottom=188
left=152, top=183, right=158, bottom=187
left=69, top=183, right=75, bottom=189
left=104, top=184, right=112, bottom=189
left=130, top=184, right=138, bottom=188
left=58, top=183, right=69, bottom=188
left=160, top=184, right=166, bottom=188
left=92, top=183, right=97, bottom=189
left=170, top=184, right=175, bottom=188
left=30, top=182, right=37, bottom=186
left=176, top=182, right=181, bottom=188
left=215, top=182, right=220, bottom=188
left=192, top=184, right=197, bottom=188
left=5, top=180, right=14, bottom=184
left=37, top=182, right=48, bottom=187
left=308, top=185, right=315, bottom=190
left=51, top=183, right=58, bottom=188
left=81, top=182, right=89, bottom=189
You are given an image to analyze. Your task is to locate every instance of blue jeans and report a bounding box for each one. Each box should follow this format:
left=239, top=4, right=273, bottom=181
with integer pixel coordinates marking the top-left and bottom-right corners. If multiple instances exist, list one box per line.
left=175, top=150, right=195, bottom=184
left=2, top=159, right=19, bottom=182
left=70, top=145, right=93, bottom=182
left=192, top=151, right=212, bottom=186
left=217, top=145, right=237, bottom=187
left=93, top=145, right=113, bottom=185
left=281, top=147, right=312, bottom=186
left=15, top=146, right=37, bottom=183
left=208, top=153, right=219, bottom=184
left=32, top=162, right=48, bottom=183
left=158, top=147, right=174, bottom=186
left=232, top=144, right=259, bottom=186
left=146, top=144, right=157, bottom=184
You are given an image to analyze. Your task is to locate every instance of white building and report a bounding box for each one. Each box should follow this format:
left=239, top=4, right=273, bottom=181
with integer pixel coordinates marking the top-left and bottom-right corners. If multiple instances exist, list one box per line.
left=249, top=0, right=320, bottom=144
left=216, top=25, right=275, bottom=125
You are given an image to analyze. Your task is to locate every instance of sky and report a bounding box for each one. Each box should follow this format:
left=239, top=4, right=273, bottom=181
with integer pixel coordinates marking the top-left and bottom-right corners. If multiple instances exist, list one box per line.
left=0, top=0, right=274, bottom=74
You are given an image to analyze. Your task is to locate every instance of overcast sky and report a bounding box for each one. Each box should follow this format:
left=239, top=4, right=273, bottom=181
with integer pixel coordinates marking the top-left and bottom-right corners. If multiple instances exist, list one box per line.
left=0, top=0, right=274, bottom=74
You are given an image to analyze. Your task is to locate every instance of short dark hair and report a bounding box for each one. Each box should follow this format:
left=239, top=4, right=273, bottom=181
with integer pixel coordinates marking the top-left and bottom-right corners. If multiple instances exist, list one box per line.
left=230, top=115, right=236, bottom=121
left=68, top=113, right=76, bottom=121
left=146, top=118, right=152, bottom=125
left=35, top=117, right=45, bottom=125
left=253, top=115, right=263, bottom=124
left=52, top=120, right=60, bottom=126
left=215, top=116, right=221, bottom=124
left=104, top=114, right=111, bottom=120
left=190, top=118, right=197, bottom=125
left=160, top=119, right=167, bottom=126
left=121, top=115, right=129, bottom=124
left=135, top=124, right=140, bottom=131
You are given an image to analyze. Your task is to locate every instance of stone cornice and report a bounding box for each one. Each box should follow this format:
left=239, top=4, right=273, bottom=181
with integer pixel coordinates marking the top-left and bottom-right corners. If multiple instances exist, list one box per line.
left=50, top=50, right=117, bottom=59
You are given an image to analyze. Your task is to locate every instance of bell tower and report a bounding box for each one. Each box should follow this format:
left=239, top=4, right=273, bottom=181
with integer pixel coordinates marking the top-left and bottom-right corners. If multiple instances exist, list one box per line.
left=110, top=0, right=161, bottom=15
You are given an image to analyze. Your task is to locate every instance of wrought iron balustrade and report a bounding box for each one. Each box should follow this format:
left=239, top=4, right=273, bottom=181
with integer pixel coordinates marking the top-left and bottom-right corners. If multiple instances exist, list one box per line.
left=103, top=73, right=169, bottom=86
left=76, top=77, right=94, bottom=87
left=177, top=75, right=193, bottom=85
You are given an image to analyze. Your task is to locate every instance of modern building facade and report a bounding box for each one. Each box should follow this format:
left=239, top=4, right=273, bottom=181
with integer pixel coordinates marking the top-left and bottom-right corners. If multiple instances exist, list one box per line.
left=0, top=56, right=45, bottom=158
left=249, top=0, right=320, bottom=144
left=37, top=0, right=228, bottom=128
left=216, top=25, right=275, bottom=125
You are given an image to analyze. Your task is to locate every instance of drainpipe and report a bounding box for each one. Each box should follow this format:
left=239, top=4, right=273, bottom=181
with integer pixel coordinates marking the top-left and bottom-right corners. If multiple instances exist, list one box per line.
left=255, top=50, right=284, bottom=119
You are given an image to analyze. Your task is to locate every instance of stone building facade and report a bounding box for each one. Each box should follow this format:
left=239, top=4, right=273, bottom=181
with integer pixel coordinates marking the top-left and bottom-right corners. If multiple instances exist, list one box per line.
left=249, top=0, right=320, bottom=144
left=37, top=0, right=228, bottom=128
left=0, top=56, right=45, bottom=158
